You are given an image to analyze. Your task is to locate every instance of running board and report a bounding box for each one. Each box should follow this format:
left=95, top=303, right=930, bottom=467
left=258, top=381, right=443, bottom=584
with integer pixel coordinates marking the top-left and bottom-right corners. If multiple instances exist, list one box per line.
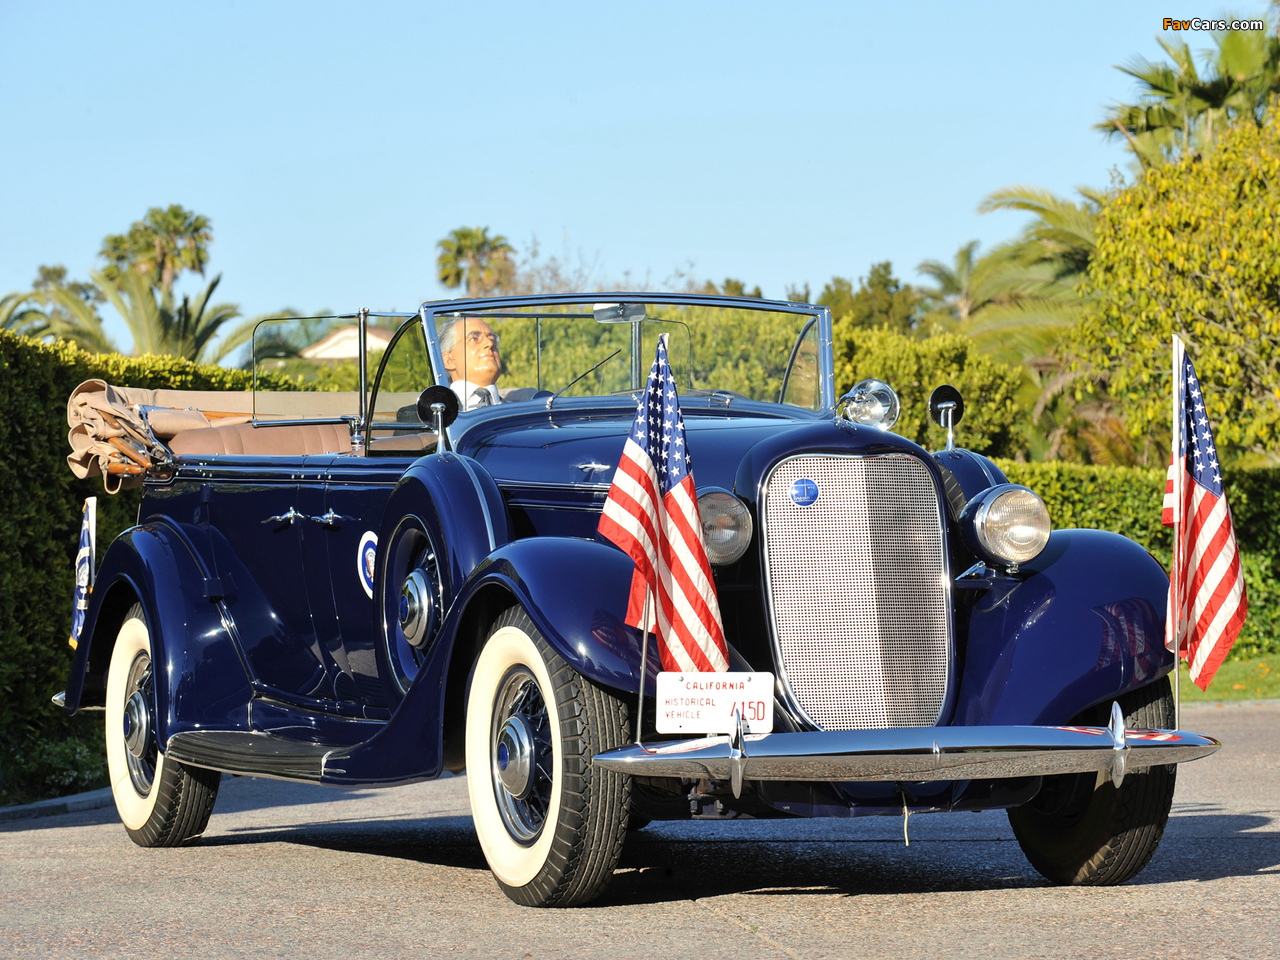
left=166, top=731, right=341, bottom=782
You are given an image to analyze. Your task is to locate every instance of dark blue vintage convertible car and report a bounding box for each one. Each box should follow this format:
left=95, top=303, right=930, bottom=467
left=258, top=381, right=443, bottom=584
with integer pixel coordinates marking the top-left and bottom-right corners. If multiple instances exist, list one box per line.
left=60, top=294, right=1219, bottom=906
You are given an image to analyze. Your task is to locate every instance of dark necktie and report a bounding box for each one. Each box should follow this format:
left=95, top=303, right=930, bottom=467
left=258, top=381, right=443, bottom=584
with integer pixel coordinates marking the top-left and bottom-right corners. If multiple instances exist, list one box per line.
left=472, top=388, right=492, bottom=408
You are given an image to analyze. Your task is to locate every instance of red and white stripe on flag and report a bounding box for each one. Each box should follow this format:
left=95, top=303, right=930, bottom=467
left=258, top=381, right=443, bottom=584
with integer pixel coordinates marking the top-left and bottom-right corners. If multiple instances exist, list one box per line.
left=1163, top=341, right=1247, bottom=691
left=597, top=334, right=729, bottom=674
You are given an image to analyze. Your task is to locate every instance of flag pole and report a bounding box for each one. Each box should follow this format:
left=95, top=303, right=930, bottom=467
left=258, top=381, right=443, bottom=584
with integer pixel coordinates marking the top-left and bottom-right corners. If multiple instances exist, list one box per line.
left=1171, top=336, right=1183, bottom=729
left=634, top=588, right=651, bottom=746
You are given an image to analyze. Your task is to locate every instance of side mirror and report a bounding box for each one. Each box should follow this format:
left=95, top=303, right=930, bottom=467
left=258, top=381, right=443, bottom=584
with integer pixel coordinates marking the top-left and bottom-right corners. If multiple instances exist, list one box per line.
left=929, top=385, right=964, bottom=451
left=593, top=302, right=646, bottom=324
left=417, top=385, right=459, bottom=436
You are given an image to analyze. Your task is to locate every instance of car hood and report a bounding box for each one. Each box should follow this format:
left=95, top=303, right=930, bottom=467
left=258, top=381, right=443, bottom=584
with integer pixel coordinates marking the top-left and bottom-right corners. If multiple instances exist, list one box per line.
left=454, top=407, right=931, bottom=494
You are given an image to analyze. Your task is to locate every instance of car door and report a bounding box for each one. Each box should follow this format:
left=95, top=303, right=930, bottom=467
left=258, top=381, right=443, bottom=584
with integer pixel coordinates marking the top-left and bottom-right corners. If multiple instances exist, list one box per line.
left=300, top=454, right=404, bottom=711
left=205, top=455, right=334, bottom=703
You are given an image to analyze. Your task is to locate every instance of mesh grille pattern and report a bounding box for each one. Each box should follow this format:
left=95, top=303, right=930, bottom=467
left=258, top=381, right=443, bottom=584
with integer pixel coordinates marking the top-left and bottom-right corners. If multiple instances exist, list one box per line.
left=763, top=454, right=950, bottom=730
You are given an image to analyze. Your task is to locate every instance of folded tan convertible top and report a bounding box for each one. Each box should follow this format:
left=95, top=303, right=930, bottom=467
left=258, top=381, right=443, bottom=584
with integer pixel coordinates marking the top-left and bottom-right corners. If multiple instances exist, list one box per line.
left=66, top=379, right=256, bottom=493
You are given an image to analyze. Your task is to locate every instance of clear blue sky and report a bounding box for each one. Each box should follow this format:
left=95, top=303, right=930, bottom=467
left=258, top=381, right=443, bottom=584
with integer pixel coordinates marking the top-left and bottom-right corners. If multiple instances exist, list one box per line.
left=1, top=1, right=1270, bottom=349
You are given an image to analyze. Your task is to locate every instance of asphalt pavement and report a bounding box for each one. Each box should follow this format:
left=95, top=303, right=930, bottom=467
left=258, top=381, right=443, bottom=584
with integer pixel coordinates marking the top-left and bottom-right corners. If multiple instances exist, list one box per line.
left=2, top=701, right=1276, bottom=960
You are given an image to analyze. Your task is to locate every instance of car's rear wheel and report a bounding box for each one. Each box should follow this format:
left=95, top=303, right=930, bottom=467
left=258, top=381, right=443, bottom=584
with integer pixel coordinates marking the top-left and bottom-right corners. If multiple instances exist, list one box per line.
left=465, top=606, right=631, bottom=907
left=1008, top=678, right=1177, bottom=885
left=105, top=603, right=220, bottom=846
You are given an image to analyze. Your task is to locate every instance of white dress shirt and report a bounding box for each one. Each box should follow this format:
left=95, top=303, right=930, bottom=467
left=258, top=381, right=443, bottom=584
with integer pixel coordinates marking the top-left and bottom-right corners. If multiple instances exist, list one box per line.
left=450, top=379, right=501, bottom=412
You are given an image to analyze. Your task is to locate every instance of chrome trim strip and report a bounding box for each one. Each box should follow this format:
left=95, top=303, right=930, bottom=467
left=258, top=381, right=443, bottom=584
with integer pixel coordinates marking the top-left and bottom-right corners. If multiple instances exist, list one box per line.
left=758, top=452, right=954, bottom=731
left=498, top=479, right=612, bottom=494
left=592, top=722, right=1221, bottom=783
left=247, top=417, right=357, bottom=429
left=506, top=501, right=604, bottom=513
left=454, top=455, right=496, bottom=550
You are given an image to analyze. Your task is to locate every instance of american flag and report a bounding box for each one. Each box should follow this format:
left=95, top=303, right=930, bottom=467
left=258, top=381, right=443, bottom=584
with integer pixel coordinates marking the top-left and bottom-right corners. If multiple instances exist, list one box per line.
left=1162, top=339, right=1247, bottom=691
left=598, top=334, right=730, bottom=673
left=70, top=497, right=96, bottom=650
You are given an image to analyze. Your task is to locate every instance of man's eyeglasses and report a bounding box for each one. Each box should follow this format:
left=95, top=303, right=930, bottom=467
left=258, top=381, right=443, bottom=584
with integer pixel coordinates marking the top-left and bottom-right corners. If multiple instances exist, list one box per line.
left=465, top=330, right=500, bottom=348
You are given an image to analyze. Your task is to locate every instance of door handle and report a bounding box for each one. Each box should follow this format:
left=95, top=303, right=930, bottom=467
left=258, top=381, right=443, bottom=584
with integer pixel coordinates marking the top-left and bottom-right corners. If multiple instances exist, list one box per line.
left=262, top=507, right=302, bottom=526
left=308, top=508, right=355, bottom=527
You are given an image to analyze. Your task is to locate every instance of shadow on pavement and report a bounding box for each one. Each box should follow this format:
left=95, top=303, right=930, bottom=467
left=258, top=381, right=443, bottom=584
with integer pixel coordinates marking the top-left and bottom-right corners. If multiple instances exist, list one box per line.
left=158, top=808, right=1279, bottom=906
left=0, top=774, right=385, bottom=833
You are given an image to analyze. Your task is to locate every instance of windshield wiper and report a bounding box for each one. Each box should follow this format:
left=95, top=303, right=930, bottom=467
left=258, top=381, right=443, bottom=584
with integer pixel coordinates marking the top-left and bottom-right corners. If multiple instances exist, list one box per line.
left=546, top=349, right=622, bottom=410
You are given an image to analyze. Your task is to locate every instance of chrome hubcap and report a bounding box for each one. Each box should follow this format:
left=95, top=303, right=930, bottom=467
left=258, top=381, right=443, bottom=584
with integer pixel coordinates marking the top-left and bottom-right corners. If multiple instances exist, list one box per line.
left=123, top=690, right=150, bottom=758
left=399, top=568, right=433, bottom=649
left=495, top=715, right=534, bottom=798
left=121, top=653, right=156, bottom=795
left=490, top=666, right=553, bottom=845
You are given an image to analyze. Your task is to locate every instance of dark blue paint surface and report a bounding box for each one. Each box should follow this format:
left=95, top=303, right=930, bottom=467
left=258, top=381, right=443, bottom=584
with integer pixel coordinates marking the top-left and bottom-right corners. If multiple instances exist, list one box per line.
left=64, top=316, right=1176, bottom=814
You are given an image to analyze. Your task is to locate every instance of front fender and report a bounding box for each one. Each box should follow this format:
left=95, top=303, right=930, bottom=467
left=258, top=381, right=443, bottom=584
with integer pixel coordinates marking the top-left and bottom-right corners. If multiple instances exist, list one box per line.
left=468, top=537, right=643, bottom=693
left=62, top=520, right=253, bottom=744
left=952, top=529, right=1172, bottom=726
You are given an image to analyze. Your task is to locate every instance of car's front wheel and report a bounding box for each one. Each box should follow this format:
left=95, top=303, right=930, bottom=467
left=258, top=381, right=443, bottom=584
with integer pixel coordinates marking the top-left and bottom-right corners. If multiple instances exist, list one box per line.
left=105, top=603, right=220, bottom=846
left=465, top=606, right=631, bottom=906
left=1008, top=678, right=1177, bottom=885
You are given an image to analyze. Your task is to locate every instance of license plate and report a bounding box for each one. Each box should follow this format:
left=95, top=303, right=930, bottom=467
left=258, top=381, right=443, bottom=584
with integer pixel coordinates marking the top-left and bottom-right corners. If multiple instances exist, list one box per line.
left=654, top=671, right=774, bottom=734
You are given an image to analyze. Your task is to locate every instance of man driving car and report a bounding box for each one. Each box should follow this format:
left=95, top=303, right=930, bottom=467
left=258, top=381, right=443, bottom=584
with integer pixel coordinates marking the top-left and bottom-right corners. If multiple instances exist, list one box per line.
left=440, top=316, right=502, bottom=411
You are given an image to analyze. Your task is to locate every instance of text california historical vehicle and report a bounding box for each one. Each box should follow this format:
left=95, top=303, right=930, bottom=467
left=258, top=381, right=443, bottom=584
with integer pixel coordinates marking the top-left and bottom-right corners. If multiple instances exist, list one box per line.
left=57, top=294, right=1220, bottom=906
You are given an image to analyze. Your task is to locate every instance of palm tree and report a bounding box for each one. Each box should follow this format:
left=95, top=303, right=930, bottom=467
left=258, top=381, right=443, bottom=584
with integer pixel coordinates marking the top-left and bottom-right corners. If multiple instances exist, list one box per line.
left=1099, top=29, right=1280, bottom=166
left=0, top=291, right=51, bottom=339
left=100, top=205, right=213, bottom=300
left=436, top=227, right=516, bottom=297
left=917, top=241, right=1012, bottom=322
left=93, top=270, right=239, bottom=361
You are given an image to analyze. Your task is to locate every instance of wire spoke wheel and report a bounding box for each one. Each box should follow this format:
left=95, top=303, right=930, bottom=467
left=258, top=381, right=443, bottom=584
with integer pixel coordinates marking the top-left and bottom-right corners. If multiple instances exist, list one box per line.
left=465, top=606, right=631, bottom=907
left=489, top=667, right=554, bottom=843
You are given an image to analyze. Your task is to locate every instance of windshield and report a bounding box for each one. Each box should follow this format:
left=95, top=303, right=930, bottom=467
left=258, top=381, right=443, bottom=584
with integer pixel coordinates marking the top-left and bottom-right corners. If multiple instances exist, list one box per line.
left=426, top=299, right=827, bottom=412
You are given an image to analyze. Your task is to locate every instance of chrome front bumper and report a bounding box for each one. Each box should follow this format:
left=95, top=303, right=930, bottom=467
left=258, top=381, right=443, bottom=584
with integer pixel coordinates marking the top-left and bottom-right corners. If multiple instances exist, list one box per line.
left=592, top=703, right=1220, bottom=798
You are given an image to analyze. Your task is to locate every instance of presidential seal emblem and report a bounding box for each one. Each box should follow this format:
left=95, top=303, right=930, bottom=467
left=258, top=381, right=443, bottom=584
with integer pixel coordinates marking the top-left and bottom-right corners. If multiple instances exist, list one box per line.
left=357, top=531, right=378, bottom=599
left=788, top=477, right=819, bottom=507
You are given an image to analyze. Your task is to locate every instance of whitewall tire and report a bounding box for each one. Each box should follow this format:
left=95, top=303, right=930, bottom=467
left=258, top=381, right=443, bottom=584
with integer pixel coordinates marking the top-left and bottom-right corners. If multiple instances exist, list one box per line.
left=465, top=607, right=631, bottom=906
left=104, top=604, right=220, bottom=846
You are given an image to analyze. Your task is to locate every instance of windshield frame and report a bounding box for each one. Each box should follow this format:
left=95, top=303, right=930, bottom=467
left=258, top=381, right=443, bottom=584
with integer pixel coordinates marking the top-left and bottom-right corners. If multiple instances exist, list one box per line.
left=420, top=292, right=834, bottom=414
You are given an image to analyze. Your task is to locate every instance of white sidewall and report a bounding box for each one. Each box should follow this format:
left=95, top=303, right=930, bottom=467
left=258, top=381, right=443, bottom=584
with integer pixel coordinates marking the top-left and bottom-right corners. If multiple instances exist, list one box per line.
left=105, top=615, right=165, bottom=831
left=465, top=624, right=564, bottom=889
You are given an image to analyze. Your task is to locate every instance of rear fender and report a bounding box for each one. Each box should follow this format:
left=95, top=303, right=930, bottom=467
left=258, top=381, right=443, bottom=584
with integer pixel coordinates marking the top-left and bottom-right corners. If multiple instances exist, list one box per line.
left=372, top=452, right=511, bottom=705
left=62, top=520, right=253, bottom=744
left=953, top=529, right=1172, bottom=726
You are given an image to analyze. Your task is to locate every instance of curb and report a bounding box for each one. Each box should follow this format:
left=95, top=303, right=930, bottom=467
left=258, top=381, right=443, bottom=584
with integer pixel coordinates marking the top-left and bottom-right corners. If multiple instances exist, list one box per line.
left=0, top=787, right=115, bottom=824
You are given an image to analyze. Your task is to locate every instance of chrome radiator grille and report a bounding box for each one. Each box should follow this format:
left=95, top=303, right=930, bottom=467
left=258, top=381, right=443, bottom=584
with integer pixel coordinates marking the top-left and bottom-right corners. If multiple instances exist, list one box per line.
left=762, top=454, right=950, bottom=730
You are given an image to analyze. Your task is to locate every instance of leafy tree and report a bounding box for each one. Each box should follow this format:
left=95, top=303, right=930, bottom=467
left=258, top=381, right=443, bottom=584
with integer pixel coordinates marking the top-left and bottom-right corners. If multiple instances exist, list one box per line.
left=99, top=205, right=213, bottom=300
left=837, top=327, right=1024, bottom=456
left=822, top=262, right=922, bottom=337
left=436, top=227, right=516, bottom=297
left=701, top=278, right=762, bottom=298
left=1073, top=102, right=1280, bottom=462
left=1099, top=29, right=1280, bottom=167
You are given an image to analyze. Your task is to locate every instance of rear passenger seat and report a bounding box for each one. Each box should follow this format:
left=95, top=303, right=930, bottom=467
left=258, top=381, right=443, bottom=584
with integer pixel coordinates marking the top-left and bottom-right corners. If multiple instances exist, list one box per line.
left=168, top=421, right=352, bottom=457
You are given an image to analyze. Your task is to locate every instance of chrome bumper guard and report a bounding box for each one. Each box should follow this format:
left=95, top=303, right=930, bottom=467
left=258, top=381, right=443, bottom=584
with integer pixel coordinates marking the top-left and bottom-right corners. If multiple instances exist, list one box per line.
left=593, top=703, right=1220, bottom=798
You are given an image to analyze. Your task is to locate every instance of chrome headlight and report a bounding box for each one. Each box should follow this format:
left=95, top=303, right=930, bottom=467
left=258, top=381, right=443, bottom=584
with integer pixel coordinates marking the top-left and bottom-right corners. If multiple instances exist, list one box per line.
left=697, top=489, right=753, bottom=565
left=837, top=379, right=900, bottom=431
left=960, top=484, right=1051, bottom=570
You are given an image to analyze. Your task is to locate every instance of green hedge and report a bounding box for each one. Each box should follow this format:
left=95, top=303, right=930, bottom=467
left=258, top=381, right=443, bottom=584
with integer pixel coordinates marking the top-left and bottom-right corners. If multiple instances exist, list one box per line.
left=1000, top=460, right=1280, bottom=659
left=0, top=331, right=266, bottom=804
